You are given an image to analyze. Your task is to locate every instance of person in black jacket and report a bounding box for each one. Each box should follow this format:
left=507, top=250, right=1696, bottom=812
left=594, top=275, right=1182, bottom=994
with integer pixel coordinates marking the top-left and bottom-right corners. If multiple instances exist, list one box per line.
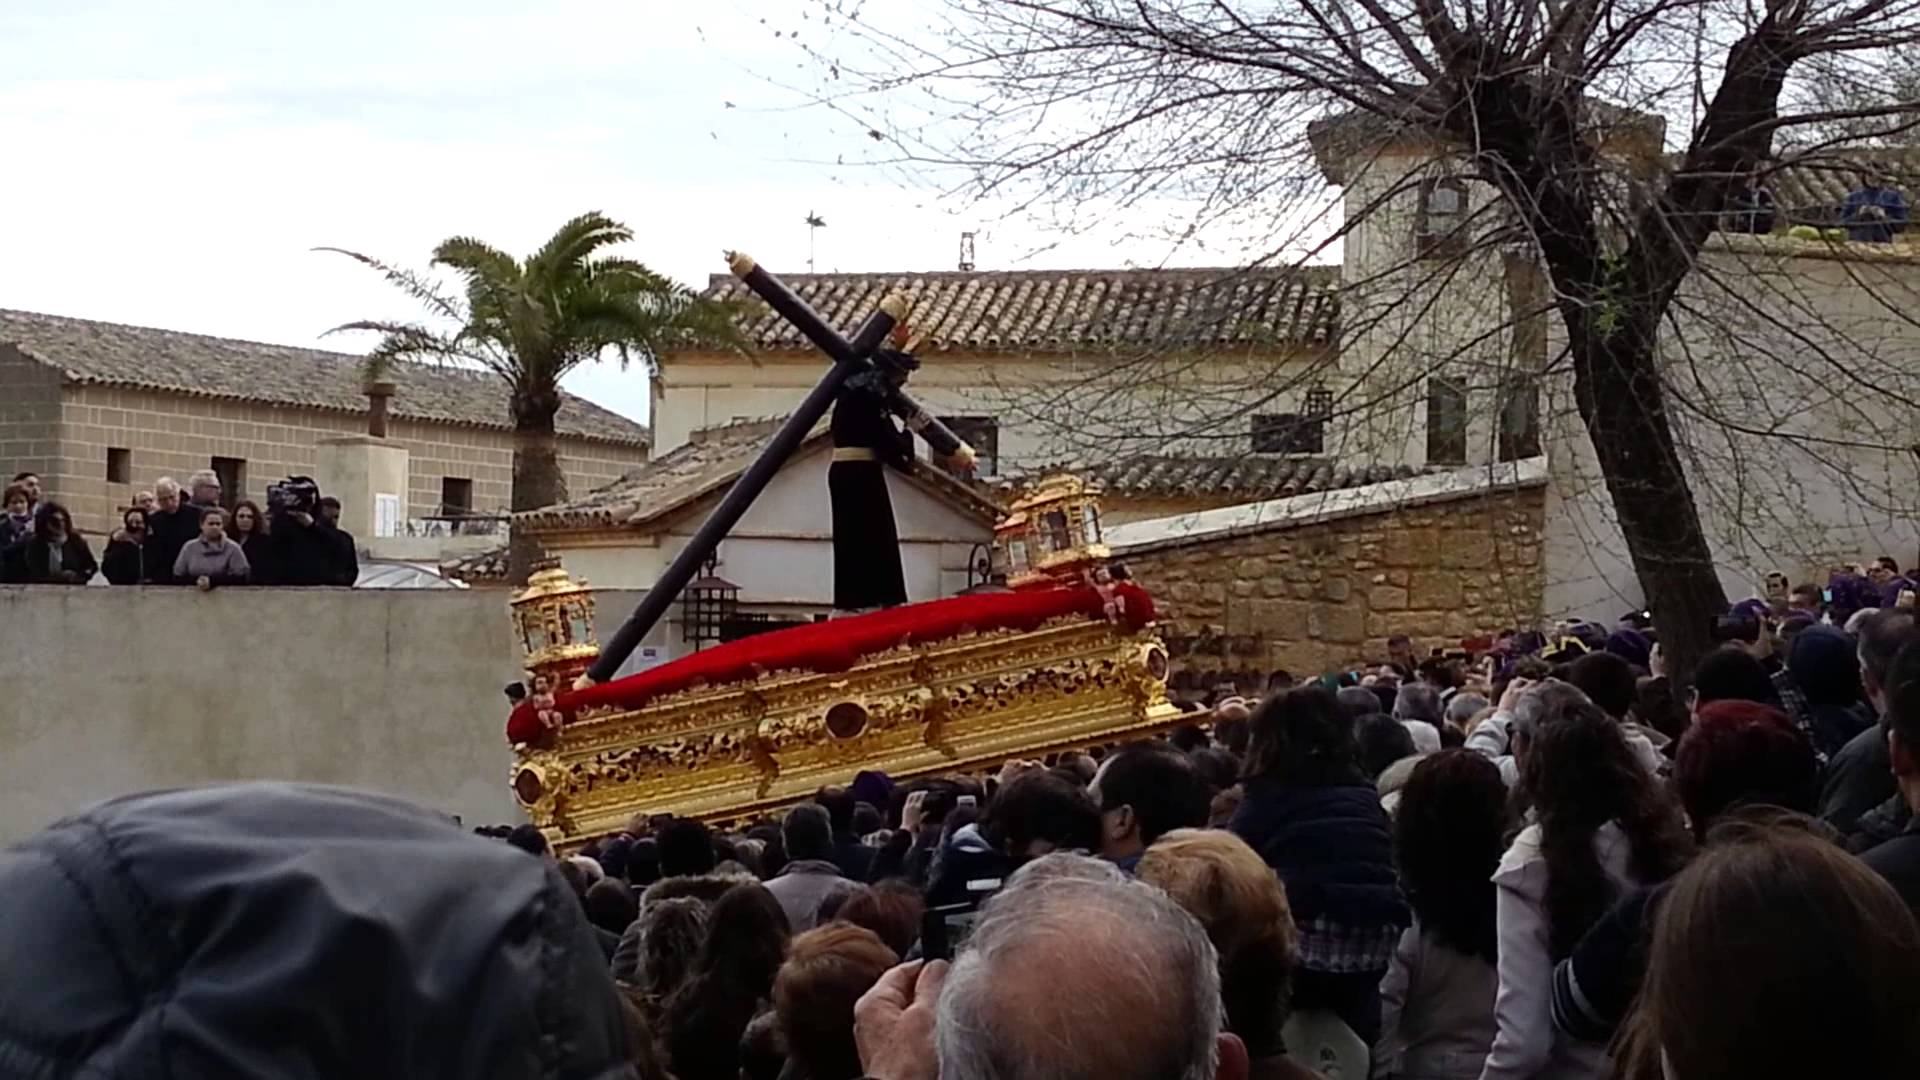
left=1229, top=685, right=1411, bottom=1044
left=924, top=770, right=1101, bottom=908
left=100, top=507, right=152, bottom=585
left=229, top=499, right=274, bottom=584
left=318, top=496, right=360, bottom=585
left=141, top=477, right=204, bottom=584
left=0, top=501, right=97, bottom=584
left=0, top=782, right=637, bottom=1078
left=1861, top=639, right=1920, bottom=911
left=813, top=785, right=878, bottom=883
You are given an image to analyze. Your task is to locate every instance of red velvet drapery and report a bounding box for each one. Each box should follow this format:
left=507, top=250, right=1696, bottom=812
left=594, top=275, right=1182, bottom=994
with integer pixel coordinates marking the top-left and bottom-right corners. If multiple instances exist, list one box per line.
left=506, top=582, right=1154, bottom=744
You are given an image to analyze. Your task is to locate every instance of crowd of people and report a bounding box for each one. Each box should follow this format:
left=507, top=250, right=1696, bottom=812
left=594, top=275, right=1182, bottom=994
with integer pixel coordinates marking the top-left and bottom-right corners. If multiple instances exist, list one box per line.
left=9, top=575, right=1920, bottom=1079
left=0, top=468, right=357, bottom=587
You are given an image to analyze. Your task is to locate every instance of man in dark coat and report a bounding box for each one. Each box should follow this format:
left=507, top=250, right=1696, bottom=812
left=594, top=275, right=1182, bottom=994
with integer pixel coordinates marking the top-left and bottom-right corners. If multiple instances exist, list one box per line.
left=1820, top=610, right=1919, bottom=842
left=828, top=355, right=916, bottom=613
left=1862, top=639, right=1920, bottom=912
left=142, top=477, right=204, bottom=584
left=0, top=782, right=638, bottom=1078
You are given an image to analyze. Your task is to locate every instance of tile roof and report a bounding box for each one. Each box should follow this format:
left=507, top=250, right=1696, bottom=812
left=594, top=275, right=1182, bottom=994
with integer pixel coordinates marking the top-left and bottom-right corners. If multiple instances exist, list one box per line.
left=441, top=545, right=510, bottom=584
left=517, top=416, right=1003, bottom=533
left=1766, top=150, right=1920, bottom=224
left=0, top=309, right=648, bottom=446
left=699, top=266, right=1339, bottom=353
left=1007, top=455, right=1423, bottom=502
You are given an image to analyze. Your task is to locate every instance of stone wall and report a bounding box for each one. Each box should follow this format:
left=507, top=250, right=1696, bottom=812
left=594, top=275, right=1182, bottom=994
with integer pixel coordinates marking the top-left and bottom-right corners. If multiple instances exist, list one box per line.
left=0, top=585, right=648, bottom=844
left=0, top=344, right=64, bottom=495
left=1125, top=486, right=1546, bottom=683
left=33, top=384, right=648, bottom=534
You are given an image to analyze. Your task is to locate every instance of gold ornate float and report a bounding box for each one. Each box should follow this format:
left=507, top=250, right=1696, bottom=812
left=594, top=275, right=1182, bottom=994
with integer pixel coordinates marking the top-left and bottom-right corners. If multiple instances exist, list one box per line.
left=506, top=477, right=1183, bottom=840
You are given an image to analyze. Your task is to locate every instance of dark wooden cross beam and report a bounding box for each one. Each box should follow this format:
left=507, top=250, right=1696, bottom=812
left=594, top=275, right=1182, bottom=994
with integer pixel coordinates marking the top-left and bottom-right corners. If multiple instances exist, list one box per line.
left=586, top=252, right=959, bottom=684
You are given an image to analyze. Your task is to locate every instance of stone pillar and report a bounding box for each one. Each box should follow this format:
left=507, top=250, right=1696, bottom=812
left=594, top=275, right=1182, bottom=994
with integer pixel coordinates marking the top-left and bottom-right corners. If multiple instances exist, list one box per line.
left=312, top=434, right=410, bottom=540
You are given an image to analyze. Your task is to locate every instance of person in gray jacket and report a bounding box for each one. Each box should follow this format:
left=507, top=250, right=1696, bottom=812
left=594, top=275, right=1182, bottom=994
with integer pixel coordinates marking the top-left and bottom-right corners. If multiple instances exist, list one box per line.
left=0, top=782, right=639, bottom=1079
left=171, top=505, right=250, bottom=589
left=766, top=802, right=857, bottom=933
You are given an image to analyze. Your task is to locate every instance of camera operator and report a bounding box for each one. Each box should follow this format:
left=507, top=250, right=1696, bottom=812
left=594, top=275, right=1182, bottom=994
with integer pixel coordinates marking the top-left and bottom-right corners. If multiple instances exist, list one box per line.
left=267, top=478, right=354, bottom=586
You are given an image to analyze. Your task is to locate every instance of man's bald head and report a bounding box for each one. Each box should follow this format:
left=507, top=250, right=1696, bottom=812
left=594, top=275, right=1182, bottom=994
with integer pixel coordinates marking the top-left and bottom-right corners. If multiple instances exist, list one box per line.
left=935, top=853, right=1227, bottom=1080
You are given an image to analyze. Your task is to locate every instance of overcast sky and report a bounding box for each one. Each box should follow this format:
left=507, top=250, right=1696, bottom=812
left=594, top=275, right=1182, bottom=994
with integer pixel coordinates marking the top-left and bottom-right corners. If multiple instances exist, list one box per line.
left=0, top=0, right=1292, bottom=423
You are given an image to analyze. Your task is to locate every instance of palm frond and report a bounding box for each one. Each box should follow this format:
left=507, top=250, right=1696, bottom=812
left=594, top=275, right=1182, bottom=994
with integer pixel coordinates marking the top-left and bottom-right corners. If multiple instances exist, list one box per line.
left=528, top=212, right=634, bottom=282
left=433, top=237, right=521, bottom=286
left=315, top=247, right=464, bottom=323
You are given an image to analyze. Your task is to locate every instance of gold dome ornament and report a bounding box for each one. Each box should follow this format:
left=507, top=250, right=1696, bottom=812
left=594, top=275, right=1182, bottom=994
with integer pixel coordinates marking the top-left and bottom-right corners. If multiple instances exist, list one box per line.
left=510, top=559, right=601, bottom=688
left=997, top=473, right=1112, bottom=588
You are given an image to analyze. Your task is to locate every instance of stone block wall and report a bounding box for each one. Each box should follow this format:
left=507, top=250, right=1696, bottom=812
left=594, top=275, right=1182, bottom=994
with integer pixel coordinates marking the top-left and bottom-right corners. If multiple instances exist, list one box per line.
left=34, top=385, right=646, bottom=534
left=1125, top=486, right=1546, bottom=682
left=0, top=345, right=64, bottom=493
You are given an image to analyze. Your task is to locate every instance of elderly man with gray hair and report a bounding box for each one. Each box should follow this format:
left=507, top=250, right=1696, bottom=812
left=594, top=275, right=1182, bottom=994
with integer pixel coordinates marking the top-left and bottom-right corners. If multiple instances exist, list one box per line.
left=853, top=852, right=1248, bottom=1080
left=143, top=475, right=206, bottom=584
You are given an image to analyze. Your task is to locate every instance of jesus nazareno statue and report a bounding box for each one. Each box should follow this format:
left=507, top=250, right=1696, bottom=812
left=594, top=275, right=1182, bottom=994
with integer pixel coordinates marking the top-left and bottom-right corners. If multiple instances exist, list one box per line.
left=828, top=350, right=918, bottom=613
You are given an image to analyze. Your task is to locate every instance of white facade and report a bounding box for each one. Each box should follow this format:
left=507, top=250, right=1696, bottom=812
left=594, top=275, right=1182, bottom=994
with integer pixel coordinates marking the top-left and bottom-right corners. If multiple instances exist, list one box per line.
left=546, top=441, right=994, bottom=674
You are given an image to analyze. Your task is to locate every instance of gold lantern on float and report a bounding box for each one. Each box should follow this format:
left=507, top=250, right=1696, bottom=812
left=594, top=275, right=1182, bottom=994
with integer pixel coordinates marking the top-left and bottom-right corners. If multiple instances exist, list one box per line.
left=510, top=558, right=601, bottom=686
left=996, top=474, right=1111, bottom=589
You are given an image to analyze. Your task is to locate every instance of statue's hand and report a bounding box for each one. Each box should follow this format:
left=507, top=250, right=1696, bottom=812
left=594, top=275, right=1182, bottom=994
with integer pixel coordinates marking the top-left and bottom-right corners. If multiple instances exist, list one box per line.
left=571, top=673, right=596, bottom=692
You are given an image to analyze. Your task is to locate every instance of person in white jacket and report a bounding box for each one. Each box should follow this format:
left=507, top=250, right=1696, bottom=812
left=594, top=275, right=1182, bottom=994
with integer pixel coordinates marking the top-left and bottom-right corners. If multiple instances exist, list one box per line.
left=1477, top=687, right=1692, bottom=1080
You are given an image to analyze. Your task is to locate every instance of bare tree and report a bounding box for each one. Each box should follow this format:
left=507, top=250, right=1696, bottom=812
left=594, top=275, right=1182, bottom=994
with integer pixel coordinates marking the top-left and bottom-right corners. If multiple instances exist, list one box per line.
left=786, top=0, right=1920, bottom=676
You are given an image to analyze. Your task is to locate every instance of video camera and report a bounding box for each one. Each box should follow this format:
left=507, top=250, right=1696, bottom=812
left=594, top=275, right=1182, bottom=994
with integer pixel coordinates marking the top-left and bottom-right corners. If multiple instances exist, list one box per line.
left=267, top=475, right=321, bottom=517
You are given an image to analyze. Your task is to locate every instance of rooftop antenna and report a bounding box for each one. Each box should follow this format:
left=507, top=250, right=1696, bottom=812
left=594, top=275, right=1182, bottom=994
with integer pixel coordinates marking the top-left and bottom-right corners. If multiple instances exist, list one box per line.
left=805, top=212, right=826, bottom=271
left=958, top=231, right=976, bottom=271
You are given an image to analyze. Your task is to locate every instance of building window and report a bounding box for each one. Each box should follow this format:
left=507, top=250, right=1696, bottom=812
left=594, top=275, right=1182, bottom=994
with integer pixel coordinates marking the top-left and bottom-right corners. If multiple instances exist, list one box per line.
left=211, top=456, right=247, bottom=509
left=1426, top=378, right=1469, bottom=465
left=441, top=477, right=474, bottom=517
left=1252, top=413, right=1325, bottom=454
left=1497, top=376, right=1541, bottom=461
left=1416, top=177, right=1471, bottom=258
left=938, top=416, right=1000, bottom=477
left=106, top=447, right=132, bottom=484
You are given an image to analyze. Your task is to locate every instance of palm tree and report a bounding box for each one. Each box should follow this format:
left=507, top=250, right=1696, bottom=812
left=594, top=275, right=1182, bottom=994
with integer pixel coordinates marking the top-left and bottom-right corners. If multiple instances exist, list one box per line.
left=323, top=212, right=740, bottom=584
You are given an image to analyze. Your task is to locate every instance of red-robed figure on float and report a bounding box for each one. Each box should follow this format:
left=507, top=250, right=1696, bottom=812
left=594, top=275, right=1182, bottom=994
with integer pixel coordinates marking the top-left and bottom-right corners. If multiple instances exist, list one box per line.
left=502, top=253, right=1177, bottom=835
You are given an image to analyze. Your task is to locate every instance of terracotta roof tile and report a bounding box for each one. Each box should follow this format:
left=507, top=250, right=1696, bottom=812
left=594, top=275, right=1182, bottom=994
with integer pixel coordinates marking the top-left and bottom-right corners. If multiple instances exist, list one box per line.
left=518, top=416, right=1004, bottom=533
left=441, top=544, right=509, bottom=584
left=0, top=309, right=648, bottom=446
left=1767, top=150, right=1920, bottom=225
left=1009, top=455, right=1422, bottom=501
left=699, top=267, right=1339, bottom=353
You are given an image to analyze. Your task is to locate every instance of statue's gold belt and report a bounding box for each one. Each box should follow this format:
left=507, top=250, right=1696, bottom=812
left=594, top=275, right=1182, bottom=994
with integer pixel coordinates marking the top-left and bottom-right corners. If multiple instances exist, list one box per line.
left=832, top=448, right=879, bottom=463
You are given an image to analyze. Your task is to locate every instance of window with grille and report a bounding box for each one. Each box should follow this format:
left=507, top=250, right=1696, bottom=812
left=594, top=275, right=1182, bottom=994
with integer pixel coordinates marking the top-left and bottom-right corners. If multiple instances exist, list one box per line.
left=1497, top=376, right=1542, bottom=461
left=1426, top=378, right=1469, bottom=465
left=937, top=416, right=1000, bottom=476
left=1416, top=178, right=1471, bottom=258
left=1251, top=413, right=1325, bottom=454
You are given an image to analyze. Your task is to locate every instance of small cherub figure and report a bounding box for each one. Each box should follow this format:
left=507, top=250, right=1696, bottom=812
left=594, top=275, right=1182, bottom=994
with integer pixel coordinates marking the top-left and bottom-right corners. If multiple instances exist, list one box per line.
left=1088, top=564, right=1126, bottom=623
left=530, top=674, right=563, bottom=733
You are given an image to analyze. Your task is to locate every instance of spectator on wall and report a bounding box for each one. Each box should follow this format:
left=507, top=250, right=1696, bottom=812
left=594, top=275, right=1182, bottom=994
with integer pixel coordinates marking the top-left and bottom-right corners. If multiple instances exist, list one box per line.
left=1, top=481, right=33, bottom=550
left=143, top=477, right=204, bottom=585
left=10, top=470, right=42, bottom=514
left=0, top=501, right=97, bottom=584
left=229, top=499, right=272, bottom=584
left=1841, top=170, right=1910, bottom=243
left=101, top=507, right=152, bottom=586
left=172, top=506, right=251, bottom=590
left=318, top=496, right=359, bottom=585
left=186, top=468, right=223, bottom=511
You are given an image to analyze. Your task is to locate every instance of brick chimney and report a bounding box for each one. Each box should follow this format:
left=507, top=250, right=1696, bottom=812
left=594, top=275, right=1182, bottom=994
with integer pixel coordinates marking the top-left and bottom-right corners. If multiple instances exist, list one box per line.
left=365, top=380, right=397, bottom=438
